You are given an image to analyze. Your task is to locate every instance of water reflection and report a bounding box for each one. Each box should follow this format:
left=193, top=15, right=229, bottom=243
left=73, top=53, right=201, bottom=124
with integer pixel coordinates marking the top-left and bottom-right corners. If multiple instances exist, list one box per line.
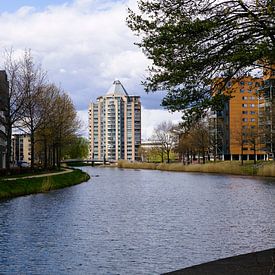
left=0, top=167, right=274, bottom=274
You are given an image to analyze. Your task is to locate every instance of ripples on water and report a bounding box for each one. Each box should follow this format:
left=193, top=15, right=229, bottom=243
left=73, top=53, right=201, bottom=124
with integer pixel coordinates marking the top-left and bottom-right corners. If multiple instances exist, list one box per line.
left=0, top=167, right=274, bottom=274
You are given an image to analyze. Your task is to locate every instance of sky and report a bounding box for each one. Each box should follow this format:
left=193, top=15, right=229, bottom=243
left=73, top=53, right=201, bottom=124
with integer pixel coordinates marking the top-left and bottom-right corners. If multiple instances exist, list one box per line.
left=0, top=0, right=182, bottom=139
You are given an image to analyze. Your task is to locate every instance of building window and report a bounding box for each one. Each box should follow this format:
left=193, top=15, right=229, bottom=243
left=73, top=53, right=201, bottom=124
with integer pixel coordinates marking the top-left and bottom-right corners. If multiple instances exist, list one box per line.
left=251, top=118, right=256, bottom=122
left=242, top=104, right=247, bottom=107
left=226, top=82, right=232, bottom=87
left=250, top=96, right=255, bottom=100
left=242, top=96, right=247, bottom=100
left=248, top=90, right=252, bottom=93
left=242, top=118, right=248, bottom=122
left=250, top=111, right=256, bottom=115
left=240, top=81, right=245, bottom=86
left=248, top=81, right=253, bottom=86
left=250, top=104, right=255, bottom=107
left=240, top=89, right=245, bottom=93
left=242, top=111, right=248, bottom=114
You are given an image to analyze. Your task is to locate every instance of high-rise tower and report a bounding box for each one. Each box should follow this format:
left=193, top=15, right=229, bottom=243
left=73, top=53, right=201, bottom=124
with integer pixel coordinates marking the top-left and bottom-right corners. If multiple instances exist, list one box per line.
left=89, top=80, right=141, bottom=161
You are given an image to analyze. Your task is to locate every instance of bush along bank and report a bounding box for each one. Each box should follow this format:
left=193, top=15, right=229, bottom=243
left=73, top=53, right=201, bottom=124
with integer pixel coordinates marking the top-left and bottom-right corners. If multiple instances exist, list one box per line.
left=0, top=169, right=90, bottom=200
left=117, top=160, right=275, bottom=178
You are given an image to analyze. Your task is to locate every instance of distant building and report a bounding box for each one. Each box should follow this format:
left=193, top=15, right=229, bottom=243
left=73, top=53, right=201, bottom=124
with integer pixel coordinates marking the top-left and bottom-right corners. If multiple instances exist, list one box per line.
left=211, top=76, right=265, bottom=160
left=11, top=134, right=31, bottom=165
left=89, top=80, right=141, bottom=161
left=139, top=140, right=162, bottom=162
left=0, top=71, right=8, bottom=168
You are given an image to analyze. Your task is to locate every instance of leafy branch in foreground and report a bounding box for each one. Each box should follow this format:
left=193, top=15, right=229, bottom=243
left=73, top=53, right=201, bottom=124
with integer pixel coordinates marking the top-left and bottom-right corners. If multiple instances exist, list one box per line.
left=127, top=0, right=275, bottom=120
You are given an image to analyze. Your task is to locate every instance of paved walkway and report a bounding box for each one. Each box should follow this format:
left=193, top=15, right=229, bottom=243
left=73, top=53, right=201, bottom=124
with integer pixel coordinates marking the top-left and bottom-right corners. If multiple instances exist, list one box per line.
left=3, top=169, right=73, bottom=181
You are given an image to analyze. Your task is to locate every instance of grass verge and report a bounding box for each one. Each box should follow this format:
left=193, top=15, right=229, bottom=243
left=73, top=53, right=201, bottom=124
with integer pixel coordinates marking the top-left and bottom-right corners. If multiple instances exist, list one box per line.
left=117, top=160, right=275, bottom=178
left=0, top=169, right=90, bottom=200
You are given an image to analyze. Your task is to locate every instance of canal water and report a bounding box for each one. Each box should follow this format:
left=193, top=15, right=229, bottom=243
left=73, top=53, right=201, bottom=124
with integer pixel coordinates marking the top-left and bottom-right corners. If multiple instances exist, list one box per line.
left=0, top=167, right=274, bottom=274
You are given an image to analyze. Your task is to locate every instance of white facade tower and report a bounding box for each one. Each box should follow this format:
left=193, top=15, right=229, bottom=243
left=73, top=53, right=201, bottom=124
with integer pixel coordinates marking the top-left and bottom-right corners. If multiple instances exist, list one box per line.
left=89, top=80, right=141, bottom=161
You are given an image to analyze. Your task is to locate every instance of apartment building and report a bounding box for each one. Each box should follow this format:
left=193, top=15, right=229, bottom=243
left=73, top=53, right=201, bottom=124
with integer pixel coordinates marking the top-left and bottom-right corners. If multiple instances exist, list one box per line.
left=258, top=64, right=275, bottom=157
left=212, top=76, right=265, bottom=160
left=11, top=134, right=31, bottom=165
left=0, top=71, right=8, bottom=169
left=89, top=80, right=141, bottom=161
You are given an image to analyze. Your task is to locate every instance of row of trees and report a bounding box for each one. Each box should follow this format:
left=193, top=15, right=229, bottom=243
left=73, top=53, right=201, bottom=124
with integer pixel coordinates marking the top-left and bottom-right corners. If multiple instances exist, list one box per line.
left=139, top=120, right=211, bottom=164
left=142, top=115, right=263, bottom=165
left=1, top=49, right=87, bottom=171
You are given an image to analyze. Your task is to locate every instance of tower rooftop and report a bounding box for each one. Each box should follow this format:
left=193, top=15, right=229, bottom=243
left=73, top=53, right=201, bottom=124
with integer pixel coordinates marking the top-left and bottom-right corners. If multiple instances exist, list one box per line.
left=106, top=80, right=128, bottom=96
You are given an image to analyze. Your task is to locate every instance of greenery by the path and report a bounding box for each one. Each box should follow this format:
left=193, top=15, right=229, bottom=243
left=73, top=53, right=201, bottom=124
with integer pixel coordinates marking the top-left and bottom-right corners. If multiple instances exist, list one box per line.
left=1, top=168, right=66, bottom=179
left=118, top=160, right=275, bottom=178
left=64, top=161, right=95, bottom=167
left=0, top=169, right=90, bottom=200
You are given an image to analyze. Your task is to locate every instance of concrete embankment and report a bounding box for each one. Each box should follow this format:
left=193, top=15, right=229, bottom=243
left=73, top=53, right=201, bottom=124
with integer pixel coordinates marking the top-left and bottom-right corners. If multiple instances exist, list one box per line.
left=164, top=248, right=275, bottom=275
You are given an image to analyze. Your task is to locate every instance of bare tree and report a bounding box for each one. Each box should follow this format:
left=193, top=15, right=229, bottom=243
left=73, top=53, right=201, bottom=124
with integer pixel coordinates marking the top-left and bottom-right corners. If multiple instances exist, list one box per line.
left=190, top=121, right=210, bottom=164
left=17, top=50, right=48, bottom=169
left=153, top=121, right=177, bottom=163
left=35, top=86, right=79, bottom=169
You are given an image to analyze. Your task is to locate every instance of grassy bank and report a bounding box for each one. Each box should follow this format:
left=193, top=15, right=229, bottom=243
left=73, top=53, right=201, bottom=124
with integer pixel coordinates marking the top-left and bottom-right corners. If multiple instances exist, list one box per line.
left=0, top=169, right=90, bottom=200
left=117, top=160, right=275, bottom=178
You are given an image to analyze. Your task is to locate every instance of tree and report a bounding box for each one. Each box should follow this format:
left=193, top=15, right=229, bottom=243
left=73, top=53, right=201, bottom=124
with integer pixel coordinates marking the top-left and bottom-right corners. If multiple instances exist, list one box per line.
left=189, top=120, right=210, bottom=164
left=18, top=50, right=47, bottom=169
left=153, top=121, right=177, bottom=163
left=63, top=136, right=89, bottom=160
left=127, top=0, right=275, bottom=120
left=35, top=85, right=79, bottom=169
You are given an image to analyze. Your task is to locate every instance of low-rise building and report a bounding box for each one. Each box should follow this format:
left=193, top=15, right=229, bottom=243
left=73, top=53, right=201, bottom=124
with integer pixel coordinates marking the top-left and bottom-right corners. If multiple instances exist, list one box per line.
left=0, top=70, right=8, bottom=168
left=11, top=134, right=31, bottom=165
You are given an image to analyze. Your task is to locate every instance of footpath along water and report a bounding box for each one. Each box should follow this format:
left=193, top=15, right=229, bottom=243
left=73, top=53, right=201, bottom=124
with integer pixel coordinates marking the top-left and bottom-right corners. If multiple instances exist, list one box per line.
left=0, top=167, right=274, bottom=274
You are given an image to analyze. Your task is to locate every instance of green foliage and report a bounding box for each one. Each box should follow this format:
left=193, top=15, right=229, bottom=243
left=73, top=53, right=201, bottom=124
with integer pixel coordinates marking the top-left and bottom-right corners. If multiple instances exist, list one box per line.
left=127, top=0, right=275, bottom=120
left=63, top=136, right=89, bottom=159
left=0, top=169, right=90, bottom=200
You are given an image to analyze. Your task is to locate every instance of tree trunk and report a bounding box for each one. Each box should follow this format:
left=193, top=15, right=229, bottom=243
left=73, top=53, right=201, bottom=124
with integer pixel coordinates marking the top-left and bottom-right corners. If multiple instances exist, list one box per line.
left=57, top=143, right=61, bottom=170
left=253, top=142, right=256, bottom=165
left=241, top=143, right=244, bottom=166
left=5, top=122, right=12, bottom=173
left=30, top=130, right=35, bottom=170
left=167, top=149, right=170, bottom=163
left=43, top=137, right=47, bottom=169
left=52, top=144, right=56, bottom=169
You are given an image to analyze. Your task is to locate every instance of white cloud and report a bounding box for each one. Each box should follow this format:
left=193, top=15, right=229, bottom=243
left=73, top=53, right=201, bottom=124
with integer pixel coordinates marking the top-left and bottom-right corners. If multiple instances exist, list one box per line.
left=0, top=0, right=181, bottom=137
left=141, top=107, right=182, bottom=140
left=0, top=0, right=150, bottom=108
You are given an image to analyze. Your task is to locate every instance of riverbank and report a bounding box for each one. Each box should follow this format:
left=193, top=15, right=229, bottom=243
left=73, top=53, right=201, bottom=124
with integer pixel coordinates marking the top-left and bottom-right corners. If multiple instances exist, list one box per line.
left=164, top=248, right=275, bottom=274
left=117, top=160, right=275, bottom=178
left=0, top=169, right=90, bottom=200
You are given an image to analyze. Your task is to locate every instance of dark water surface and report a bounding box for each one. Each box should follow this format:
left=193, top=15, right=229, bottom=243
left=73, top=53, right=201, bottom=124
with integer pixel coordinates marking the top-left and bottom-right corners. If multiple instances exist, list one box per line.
left=0, top=167, right=274, bottom=274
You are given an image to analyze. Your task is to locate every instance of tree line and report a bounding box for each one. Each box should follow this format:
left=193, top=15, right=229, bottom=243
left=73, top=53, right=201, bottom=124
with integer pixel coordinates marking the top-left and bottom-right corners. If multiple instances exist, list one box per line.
left=142, top=114, right=263, bottom=165
left=0, top=49, right=88, bottom=171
